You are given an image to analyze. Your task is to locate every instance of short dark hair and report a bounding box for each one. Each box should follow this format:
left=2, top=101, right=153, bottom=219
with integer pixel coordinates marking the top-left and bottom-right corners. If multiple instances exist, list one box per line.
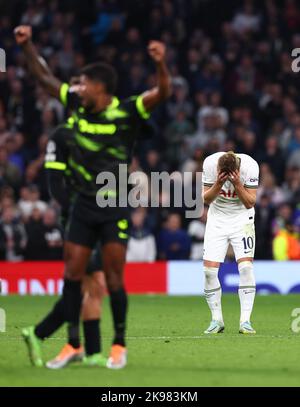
left=80, top=62, right=118, bottom=94
left=218, top=151, right=240, bottom=174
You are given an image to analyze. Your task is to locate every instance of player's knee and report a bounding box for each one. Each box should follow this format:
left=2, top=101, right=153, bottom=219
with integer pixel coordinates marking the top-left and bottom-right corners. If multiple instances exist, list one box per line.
left=105, top=272, right=123, bottom=292
left=91, top=280, right=104, bottom=301
left=203, top=266, right=219, bottom=287
left=65, top=258, right=84, bottom=280
left=106, top=279, right=123, bottom=292
left=64, top=268, right=80, bottom=281
left=83, top=275, right=104, bottom=299
left=104, top=263, right=124, bottom=292
left=238, top=261, right=255, bottom=286
left=64, top=252, right=82, bottom=281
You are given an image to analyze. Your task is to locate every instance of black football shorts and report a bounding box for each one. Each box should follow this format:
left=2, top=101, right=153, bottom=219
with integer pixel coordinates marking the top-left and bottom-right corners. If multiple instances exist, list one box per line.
left=65, top=194, right=129, bottom=249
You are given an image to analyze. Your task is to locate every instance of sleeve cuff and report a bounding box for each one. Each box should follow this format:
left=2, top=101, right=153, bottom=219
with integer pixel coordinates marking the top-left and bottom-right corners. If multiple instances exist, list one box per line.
left=136, top=95, right=151, bottom=119
left=45, top=161, right=67, bottom=170
left=60, top=83, right=69, bottom=106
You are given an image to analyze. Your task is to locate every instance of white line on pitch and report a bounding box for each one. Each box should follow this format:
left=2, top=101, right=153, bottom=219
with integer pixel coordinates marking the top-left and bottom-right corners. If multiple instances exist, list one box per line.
left=0, top=334, right=294, bottom=341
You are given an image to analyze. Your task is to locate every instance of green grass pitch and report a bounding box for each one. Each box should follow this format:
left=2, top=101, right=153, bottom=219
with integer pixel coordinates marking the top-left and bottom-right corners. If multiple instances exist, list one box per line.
left=0, top=294, right=300, bottom=387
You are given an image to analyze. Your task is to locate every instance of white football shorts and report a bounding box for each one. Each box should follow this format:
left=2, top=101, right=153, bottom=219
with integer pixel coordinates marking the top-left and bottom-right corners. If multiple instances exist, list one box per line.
left=203, top=215, right=255, bottom=262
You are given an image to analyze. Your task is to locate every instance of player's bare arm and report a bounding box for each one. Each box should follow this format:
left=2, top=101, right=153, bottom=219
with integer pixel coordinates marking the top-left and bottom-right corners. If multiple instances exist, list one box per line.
left=141, top=41, right=171, bottom=111
left=14, top=25, right=61, bottom=98
left=202, top=171, right=228, bottom=205
left=229, top=170, right=257, bottom=209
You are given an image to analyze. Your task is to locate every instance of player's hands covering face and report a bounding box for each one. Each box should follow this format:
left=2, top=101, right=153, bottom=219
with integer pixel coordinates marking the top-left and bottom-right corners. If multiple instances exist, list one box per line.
left=228, top=170, right=241, bottom=186
left=216, top=171, right=228, bottom=186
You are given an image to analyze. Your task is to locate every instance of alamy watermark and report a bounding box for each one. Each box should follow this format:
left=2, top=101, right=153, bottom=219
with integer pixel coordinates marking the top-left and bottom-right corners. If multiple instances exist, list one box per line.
left=0, top=308, right=6, bottom=333
left=0, top=280, right=6, bottom=332
left=95, top=165, right=204, bottom=218
left=291, top=308, right=300, bottom=333
left=0, top=48, right=6, bottom=72
left=291, top=48, right=300, bottom=72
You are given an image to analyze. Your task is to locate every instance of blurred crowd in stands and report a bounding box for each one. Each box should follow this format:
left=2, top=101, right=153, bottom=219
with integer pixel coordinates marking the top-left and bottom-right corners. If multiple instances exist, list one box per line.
left=1, top=0, right=300, bottom=262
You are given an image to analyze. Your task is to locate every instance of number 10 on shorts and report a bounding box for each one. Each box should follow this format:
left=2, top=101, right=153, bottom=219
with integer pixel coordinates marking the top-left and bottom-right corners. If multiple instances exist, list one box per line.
left=242, top=235, right=254, bottom=256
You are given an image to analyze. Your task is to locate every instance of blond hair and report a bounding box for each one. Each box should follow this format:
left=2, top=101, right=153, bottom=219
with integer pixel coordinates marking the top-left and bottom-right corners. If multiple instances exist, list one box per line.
left=218, top=151, right=240, bottom=174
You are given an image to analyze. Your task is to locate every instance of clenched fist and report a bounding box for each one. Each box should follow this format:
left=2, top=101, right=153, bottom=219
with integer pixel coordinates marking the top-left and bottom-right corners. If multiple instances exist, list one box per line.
left=148, top=41, right=166, bottom=63
left=14, top=25, right=32, bottom=45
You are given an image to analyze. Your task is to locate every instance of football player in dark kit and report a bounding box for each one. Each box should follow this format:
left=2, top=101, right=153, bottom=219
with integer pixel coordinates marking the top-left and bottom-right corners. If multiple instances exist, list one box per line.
left=44, top=124, right=106, bottom=369
left=15, top=25, right=171, bottom=368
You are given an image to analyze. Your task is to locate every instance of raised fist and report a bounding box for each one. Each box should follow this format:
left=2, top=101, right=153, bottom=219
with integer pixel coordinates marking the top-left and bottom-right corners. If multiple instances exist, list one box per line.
left=14, top=25, right=32, bottom=45
left=148, top=41, right=166, bottom=63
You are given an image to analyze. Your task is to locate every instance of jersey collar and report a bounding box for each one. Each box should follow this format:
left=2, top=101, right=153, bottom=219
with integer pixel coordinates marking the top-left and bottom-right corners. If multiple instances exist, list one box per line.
left=106, top=97, right=120, bottom=110
left=78, top=97, right=120, bottom=116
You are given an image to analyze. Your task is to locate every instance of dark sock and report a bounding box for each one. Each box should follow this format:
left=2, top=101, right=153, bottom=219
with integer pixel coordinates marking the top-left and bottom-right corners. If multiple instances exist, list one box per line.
left=64, top=279, right=82, bottom=349
left=67, top=323, right=81, bottom=349
left=35, top=298, right=65, bottom=340
left=83, top=319, right=101, bottom=355
left=109, top=287, right=128, bottom=347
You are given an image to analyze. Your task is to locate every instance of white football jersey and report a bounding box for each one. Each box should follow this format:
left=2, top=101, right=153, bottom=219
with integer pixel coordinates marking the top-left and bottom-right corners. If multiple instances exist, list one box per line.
left=202, top=152, right=259, bottom=220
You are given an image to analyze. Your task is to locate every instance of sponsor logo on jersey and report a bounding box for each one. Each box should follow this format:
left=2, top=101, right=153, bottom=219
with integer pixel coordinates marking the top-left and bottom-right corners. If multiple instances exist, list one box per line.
left=219, top=189, right=237, bottom=198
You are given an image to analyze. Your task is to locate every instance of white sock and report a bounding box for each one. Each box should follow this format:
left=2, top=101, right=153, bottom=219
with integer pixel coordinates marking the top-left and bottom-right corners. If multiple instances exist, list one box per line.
left=238, top=261, right=256, bottom=324
left=204, top=266, right=223, bottom=323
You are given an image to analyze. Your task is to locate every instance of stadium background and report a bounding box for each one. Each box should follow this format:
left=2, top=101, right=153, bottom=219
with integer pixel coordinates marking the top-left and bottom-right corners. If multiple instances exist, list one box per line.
left=1, top=0, right=300, bottom=390
left=0, top=0, right=300, bottom=293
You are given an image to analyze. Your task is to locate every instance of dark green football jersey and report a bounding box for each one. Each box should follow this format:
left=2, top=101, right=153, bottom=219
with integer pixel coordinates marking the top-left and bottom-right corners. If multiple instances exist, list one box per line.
left=57, top=83, right=151, bottom=197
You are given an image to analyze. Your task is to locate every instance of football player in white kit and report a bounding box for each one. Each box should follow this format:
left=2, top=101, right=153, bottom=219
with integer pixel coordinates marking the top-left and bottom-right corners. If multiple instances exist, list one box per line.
left=202, top=151, right=259, bottom=334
